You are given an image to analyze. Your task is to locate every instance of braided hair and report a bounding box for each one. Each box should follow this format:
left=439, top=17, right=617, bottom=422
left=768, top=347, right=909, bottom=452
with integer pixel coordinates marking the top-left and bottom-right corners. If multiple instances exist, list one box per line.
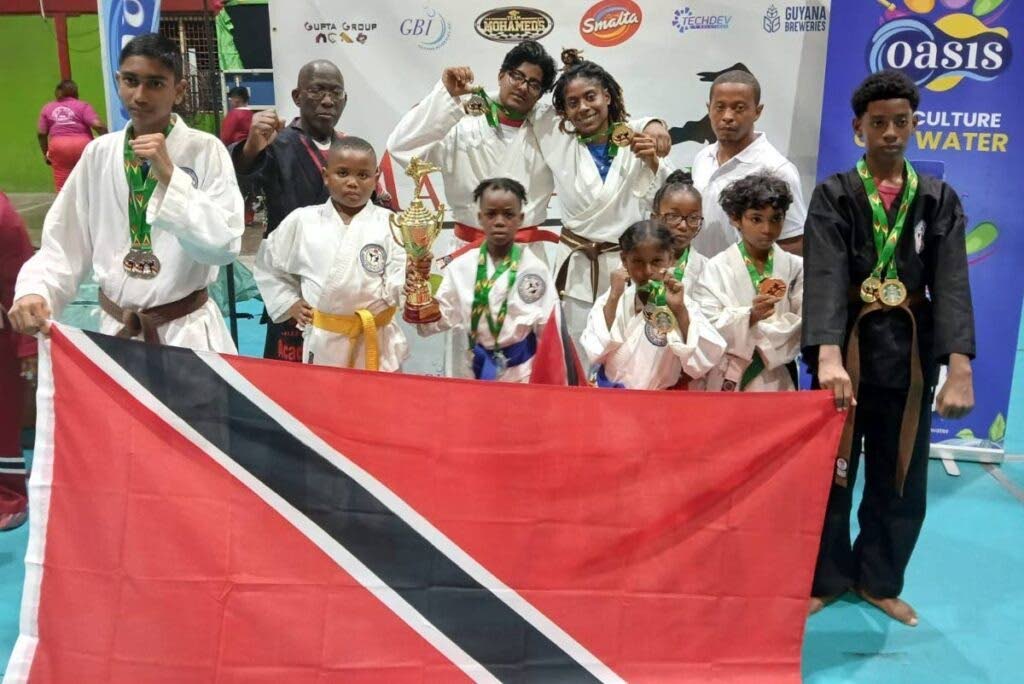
left=473, top=177, right=528, bottom=209
left=652, top=169, right=701, bottom=214
left=551, top=49, right=629, bottom=135
left=619, top=219, right=673, bottom=254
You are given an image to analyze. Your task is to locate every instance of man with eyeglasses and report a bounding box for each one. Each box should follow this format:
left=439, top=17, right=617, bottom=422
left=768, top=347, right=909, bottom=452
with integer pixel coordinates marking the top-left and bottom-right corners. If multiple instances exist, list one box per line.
left=690, top=70, right=807, bottom=258
left=231, top=60, right=364, bottom=361
left=386, top=41, right=561, bottom=377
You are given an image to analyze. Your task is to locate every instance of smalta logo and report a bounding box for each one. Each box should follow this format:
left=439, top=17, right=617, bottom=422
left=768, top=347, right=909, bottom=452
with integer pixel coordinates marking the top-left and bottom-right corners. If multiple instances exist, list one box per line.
left=867, top=6, right=1012, bottom=92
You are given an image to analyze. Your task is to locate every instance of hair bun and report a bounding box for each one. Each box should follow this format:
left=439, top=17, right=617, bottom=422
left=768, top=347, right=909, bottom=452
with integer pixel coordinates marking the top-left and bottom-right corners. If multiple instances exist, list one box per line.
left=666, top=169, right=694, bottom=185
left=560, top=48, right=585, bottom=70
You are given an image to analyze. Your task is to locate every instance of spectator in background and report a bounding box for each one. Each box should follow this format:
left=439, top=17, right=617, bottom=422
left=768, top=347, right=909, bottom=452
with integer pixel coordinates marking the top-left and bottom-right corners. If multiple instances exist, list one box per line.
left=220, top=86, right=254, bottom=145
left=37, top=79, right=107, bottom=191
left=0, top=192, right=35, bottom=531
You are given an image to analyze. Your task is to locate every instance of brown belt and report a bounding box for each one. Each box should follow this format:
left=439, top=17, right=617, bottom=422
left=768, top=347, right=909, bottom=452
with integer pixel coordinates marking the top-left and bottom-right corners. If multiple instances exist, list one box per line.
left=835, top=289, right=926, bottom=496
left=554, top=228, right=620, bottom=300
left=99, top=289, right=209, bottom=344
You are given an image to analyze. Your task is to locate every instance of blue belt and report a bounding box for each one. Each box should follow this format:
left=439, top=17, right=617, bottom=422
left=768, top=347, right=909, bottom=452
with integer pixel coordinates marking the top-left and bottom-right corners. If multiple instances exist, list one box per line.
left=594, top=364, right=625, bottom=388
left=472, top=332, right=537, bottom=380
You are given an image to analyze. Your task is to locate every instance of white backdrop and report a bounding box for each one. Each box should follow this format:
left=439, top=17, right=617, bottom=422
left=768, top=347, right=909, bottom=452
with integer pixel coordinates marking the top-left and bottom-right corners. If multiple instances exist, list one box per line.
left=267, top=0, right=832, bottom=209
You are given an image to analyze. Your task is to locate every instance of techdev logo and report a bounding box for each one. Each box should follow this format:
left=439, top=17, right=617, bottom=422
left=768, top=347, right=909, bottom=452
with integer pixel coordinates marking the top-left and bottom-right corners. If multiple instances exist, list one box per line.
left=868, top=12, right=1011, bottom=92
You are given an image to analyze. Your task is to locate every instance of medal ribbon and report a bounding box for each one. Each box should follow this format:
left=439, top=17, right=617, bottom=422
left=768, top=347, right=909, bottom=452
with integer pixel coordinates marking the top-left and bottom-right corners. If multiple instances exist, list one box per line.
left=577, top=124, right=621, bottom=158
left=856, top=157, right=919, bottom=282
left=468, top=242, right=522, bottom=351
left=673, top=247, right=690, bottom=281
left=636, top=279, right=667, bottom=306
left=123, top=120, right=175, bottom=253
left=738, top=241, right=774, bottom=290
left=471, top=88, right=526, bottom=129
left=737, top=241, right=773, bottom=389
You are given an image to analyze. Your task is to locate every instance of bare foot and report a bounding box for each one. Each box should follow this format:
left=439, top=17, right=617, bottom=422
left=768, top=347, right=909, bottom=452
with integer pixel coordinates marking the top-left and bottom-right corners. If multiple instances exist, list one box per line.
left=857, top=588, right=918, bottom=626
left=808, top=593, right=843, bottom=616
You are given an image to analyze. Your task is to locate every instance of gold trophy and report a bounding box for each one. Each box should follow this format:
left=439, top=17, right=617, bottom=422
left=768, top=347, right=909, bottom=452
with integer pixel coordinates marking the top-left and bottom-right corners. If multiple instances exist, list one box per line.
left=390, top=157, right=446, bottom=324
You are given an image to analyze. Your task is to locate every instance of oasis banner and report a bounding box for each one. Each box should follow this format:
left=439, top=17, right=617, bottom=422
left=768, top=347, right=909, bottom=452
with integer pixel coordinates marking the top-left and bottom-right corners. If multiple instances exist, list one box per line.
left=267, top=0, right=831, bottom=210
left=815, top=0, right=1020, bottom=452
left=97, top=0, right=163, bottom=130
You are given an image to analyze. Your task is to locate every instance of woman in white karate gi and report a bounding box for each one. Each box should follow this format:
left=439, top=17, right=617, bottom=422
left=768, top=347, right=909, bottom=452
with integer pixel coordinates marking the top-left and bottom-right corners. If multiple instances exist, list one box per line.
left=692, top=173, right=803, bottom=391
left=255, top=137, right=408, bottom=371
left=582, top=220, right=725, bottom=390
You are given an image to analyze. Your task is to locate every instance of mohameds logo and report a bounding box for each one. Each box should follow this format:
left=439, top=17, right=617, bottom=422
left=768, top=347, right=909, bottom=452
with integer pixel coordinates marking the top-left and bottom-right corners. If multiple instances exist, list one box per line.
left=868, top=3, right=1012, bottom=92
left=474, top=7, right=554, bottom=42
left=579, top=0, right=643, bottom=47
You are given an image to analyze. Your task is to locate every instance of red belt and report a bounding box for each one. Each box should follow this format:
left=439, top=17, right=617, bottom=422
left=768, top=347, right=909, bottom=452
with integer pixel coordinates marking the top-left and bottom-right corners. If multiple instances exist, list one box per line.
left=437, top=223, right=559, bottom=268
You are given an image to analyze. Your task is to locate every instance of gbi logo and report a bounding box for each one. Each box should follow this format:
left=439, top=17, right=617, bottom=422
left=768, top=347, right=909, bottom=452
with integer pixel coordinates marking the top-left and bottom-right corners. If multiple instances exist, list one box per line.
left=868, top=14, right=1011, bottom=92
left=400, top=7, right=451, bottom=50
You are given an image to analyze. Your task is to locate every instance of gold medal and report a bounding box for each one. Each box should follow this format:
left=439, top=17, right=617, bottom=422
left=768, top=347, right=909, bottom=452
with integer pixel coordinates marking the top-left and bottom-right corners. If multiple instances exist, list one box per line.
left=879, top=278, right=907, bottom=307
left=860, top=276, right=881, bottom=303
left=653, top=308, right=676, bottom=334
left=464, top=94, right=487, bottom=117
left=610, top=122, right=634, bottom=147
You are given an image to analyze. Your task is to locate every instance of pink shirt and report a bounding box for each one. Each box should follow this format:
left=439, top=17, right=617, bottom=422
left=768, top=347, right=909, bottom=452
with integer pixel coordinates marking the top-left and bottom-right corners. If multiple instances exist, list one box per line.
left=38, top=97, right=100, bottom=139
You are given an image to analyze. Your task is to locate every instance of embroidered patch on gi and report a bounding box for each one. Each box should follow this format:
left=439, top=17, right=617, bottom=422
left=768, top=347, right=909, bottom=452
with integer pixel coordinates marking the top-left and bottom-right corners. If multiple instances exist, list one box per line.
left=180, top=167, right=199, bottom=188
left=359, top=244, right=387, bottom=274
left=913, top=220, right=926, bottom=254
left=517, top=273, right=546, bottom=304
left=643, top=321, right=668, bottom=347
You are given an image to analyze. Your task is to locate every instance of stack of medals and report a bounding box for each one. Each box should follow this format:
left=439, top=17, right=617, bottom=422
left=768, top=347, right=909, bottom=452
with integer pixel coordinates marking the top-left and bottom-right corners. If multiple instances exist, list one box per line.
left=640, top=279, right=676, bottom=334
left=468, top=242, right=522, bottom=373
left=122, top=119, right=175, bottom=279
left=856, top=158, right=918, bottom=307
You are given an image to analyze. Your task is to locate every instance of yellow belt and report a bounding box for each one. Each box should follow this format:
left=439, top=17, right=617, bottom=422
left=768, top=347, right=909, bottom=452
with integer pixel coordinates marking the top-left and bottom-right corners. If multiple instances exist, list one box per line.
left=311, top=307, right=396, bottom=371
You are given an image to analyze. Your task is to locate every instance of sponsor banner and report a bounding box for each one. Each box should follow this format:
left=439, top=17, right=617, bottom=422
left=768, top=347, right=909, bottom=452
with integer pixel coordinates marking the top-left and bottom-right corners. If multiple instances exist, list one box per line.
left=97, top=0, right=163, bottom=130
left=268, top=1, right=831, bottom=211
left=5, top=326, right=842, bottom=681
left=815, top=1, right=1020, bottom=449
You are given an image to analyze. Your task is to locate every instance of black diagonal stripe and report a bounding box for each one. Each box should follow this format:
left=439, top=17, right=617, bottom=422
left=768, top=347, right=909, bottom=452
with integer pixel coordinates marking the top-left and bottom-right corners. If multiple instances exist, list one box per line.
left=85, top=331, right=601, bottom=683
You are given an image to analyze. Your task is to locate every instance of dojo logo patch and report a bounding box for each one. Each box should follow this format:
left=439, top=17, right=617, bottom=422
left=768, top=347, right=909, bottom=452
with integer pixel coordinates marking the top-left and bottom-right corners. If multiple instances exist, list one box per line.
left=867, top=12, right=1011, bottom=92
left=180, top=167, right=199, bottom=188
left=474, top=7, right=554, bottom=43
left=644, top=322, right=668, bottom=347
left=517, top=273, right=546, bottom=304
left=579, top=0, right=642, bottom=48
left=359, top=244, right=386, bottom=274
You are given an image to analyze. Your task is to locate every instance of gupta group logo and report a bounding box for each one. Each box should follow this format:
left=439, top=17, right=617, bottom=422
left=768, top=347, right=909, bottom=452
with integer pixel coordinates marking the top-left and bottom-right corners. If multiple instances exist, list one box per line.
left=474, top=7, right=554, bottom=42
left=672, top=6, right=732, bottom=35
left=579, top=0, right=643, bottom=47
left=399, top=6, right=450, bottom=50
left=304, top=20, right=378, bottom=45
left=867, top=1, right=1012, bottom=92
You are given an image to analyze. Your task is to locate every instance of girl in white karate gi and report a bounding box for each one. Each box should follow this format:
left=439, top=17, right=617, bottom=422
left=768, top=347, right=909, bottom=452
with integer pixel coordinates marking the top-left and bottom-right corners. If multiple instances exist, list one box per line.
left=651, top=170, right=709, bottom=293
left=692, top=172, right=803, bottom=391
left=582, top=220, right=725, bottom=390
left=415, top=178, right=556, bottom=382
left=533, top=51, right=674, bottom=340
left=255, top=137, right=408, bottom=371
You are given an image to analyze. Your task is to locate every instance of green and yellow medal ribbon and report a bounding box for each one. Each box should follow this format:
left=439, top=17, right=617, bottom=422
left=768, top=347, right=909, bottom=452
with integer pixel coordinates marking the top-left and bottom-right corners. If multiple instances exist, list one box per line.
left=123, top=120, right=175, bottom=253
left=471, top=88, right=526, bottom=129
left=737, top=241, right=775, bottom=389
left=468, top=242, right=522, bottom=351
left=856, top=157, right=919, bottom=285
left=636, top=279, right=667, bottom=306
left=577, top=124, right=622, bottom=158
left=673, top=247, right=690, bottom=281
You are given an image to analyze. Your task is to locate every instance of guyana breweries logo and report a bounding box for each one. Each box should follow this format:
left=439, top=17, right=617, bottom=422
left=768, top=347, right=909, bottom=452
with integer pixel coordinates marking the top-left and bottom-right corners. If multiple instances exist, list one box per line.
left=868, top=7, right=1011, bottom=92
left=474, top=7, right=554, bottom=42
left=579, top=0, right=643, bottom=47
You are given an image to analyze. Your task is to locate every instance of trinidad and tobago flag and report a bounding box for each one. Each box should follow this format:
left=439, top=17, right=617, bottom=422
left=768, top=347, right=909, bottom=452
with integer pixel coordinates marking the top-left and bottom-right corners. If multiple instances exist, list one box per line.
left=6, top=325, right=843, bottom=683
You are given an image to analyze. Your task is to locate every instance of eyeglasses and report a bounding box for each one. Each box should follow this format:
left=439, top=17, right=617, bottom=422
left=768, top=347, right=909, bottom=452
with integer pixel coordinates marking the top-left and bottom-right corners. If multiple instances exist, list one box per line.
left=658, top=212, right=704, bottom=229
left=304, top=85, right=345, bottom=101
left=505, top=69, right=544, bottom=95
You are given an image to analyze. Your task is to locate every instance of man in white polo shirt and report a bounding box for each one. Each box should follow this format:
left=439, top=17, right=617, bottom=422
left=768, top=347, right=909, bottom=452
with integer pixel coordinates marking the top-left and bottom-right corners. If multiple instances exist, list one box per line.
left=690, top=70, right=806, bottom=257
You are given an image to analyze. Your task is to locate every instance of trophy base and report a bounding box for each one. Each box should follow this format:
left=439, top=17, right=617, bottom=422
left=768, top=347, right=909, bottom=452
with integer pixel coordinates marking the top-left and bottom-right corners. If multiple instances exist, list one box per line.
left=403, top=301, right=441, bottom=325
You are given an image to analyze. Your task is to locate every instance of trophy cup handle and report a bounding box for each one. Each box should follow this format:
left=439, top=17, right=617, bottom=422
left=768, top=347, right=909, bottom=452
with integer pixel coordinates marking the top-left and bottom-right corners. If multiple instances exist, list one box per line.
left=432, top=204, right=447, bottom=241
left=389, top=213, right=405, bottom=247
